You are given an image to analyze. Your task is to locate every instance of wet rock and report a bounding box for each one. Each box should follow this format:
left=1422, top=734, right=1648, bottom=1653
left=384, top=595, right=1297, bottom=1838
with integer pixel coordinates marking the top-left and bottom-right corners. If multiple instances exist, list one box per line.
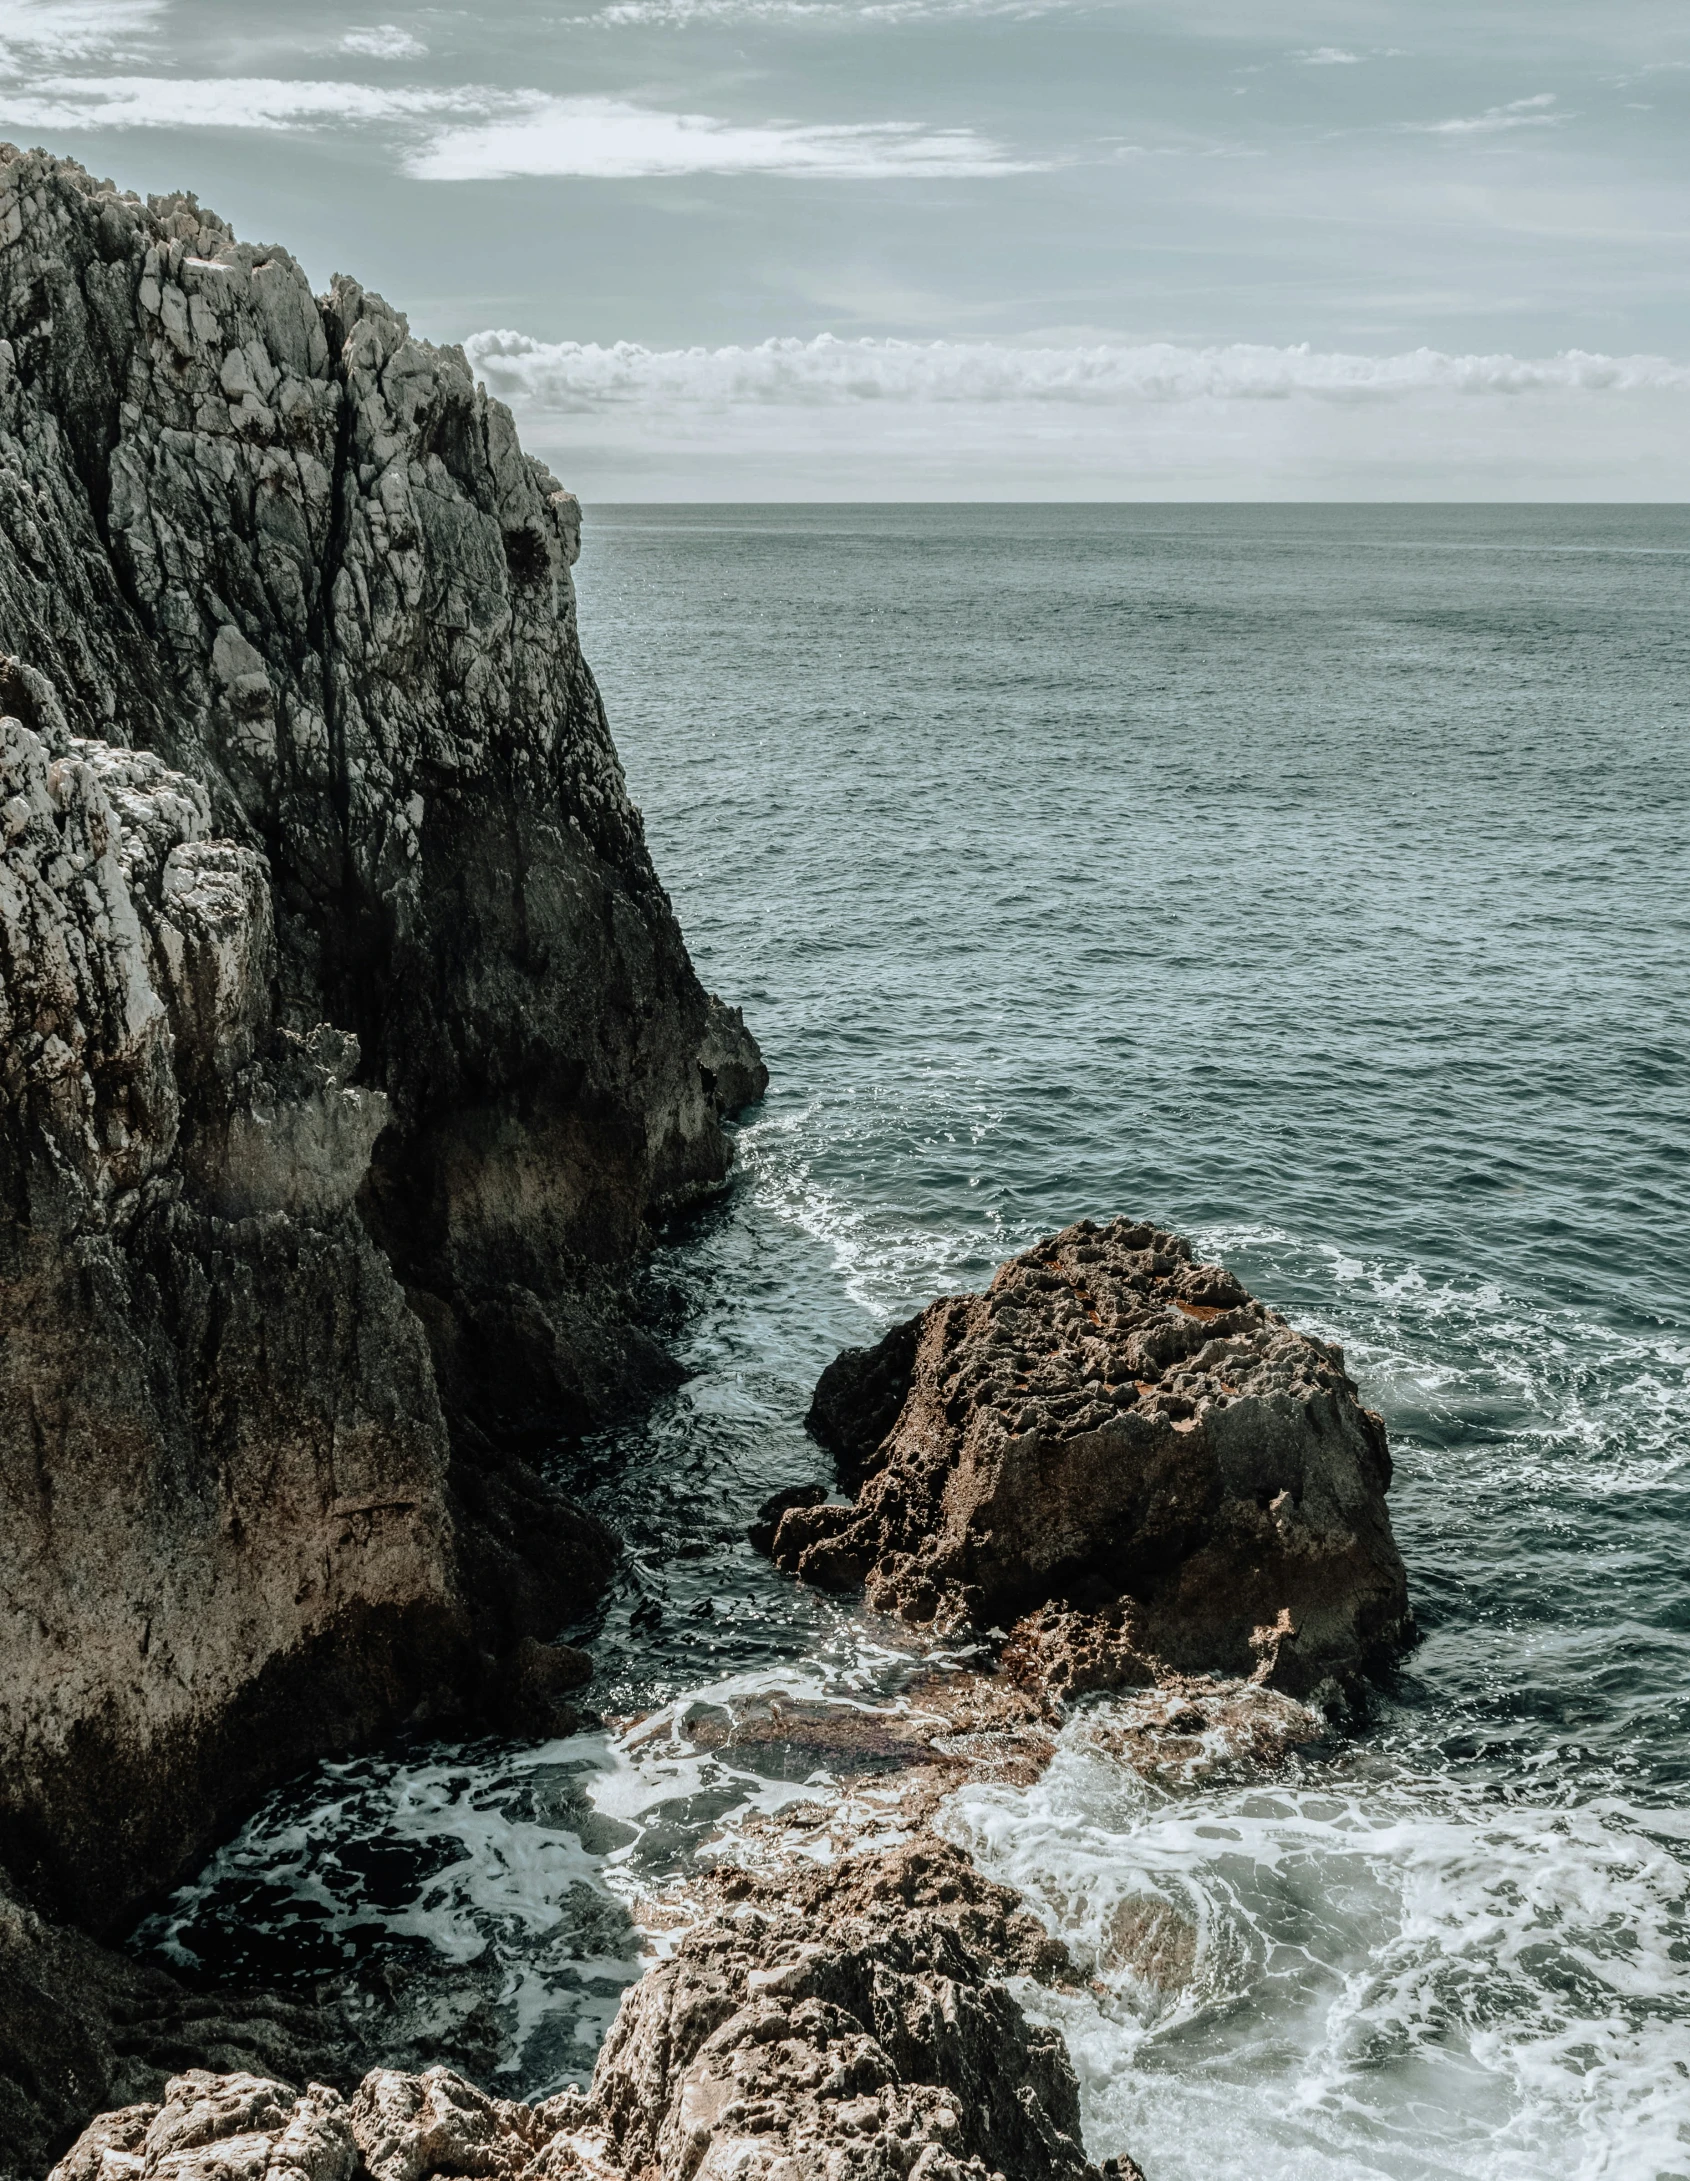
left=51, top=1846, right=1116, bottom=2181
left=697, top=994, right=770, bottom=1120
left=745, top=1480, right=828, bottom=1555
left=779, top=1218, right=1411, bottom=1698
left=483, top=1637, right=596, bottom=1739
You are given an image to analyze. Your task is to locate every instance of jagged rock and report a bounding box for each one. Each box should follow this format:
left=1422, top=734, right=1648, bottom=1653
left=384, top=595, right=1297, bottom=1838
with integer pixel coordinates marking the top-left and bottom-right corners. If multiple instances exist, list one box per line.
left=0, top=709, right=467, bottom=1941
left=0, top=1867, right=373, bottom=2181
left=780, top=1218, right=1411, bottom=1698
left=49, top=1846, right=1130, bottom=2181
left=0, top=143, right=761, bottom=2162
left=0, top=142, right=762, bottom=1434
left=47, top=2073, right=360, bottom=2181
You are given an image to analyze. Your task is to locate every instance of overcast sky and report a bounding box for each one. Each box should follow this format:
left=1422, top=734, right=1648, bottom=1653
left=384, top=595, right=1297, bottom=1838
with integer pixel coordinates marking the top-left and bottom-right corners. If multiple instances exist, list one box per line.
left=3, top=0, right=1687, bottom=496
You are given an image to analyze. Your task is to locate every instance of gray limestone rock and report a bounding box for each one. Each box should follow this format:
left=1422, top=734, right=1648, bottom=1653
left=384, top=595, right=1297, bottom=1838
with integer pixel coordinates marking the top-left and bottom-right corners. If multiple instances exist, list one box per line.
left=0, top=142, right=763, bottom=2163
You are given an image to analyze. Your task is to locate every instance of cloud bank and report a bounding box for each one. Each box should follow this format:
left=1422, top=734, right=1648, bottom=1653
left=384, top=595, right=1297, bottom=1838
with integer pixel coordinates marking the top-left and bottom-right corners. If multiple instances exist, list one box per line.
left=593, top=0, right=1071, bottom=25
left=459, top=332, right=1690, bottom=500
left=0, top=71, right=1022, bottom=181
left=0, top=0, right=162, bottom=68
left=463, top=331, right=1690, bottom=411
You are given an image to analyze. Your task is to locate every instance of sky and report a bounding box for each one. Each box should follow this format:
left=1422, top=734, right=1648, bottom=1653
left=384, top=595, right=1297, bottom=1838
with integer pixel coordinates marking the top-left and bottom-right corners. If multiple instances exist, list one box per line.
left=1, top=0, right=1687, bottom=497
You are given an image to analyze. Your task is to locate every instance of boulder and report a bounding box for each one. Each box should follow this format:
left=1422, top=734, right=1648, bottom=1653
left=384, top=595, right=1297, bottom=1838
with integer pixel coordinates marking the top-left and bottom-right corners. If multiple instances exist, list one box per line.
left=781, top=1217, right=1411, bottom=1698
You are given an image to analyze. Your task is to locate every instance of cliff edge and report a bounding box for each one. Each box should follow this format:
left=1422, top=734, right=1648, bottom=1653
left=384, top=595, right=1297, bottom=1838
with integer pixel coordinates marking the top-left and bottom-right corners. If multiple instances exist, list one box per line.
left=0, top=137, right=763, bottom=1997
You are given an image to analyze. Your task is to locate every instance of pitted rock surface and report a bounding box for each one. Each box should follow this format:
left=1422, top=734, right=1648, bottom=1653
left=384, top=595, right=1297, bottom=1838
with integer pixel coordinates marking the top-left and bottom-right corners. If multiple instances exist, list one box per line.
left=49, top=1847, right=1145, bottom=2181
left=782, top=1218, right=1410, bottom=1696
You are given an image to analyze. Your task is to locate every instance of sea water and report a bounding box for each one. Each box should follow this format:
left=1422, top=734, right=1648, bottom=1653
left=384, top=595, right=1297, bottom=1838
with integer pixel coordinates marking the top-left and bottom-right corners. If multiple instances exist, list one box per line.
left=139, top=507, right=1690, bottom=2180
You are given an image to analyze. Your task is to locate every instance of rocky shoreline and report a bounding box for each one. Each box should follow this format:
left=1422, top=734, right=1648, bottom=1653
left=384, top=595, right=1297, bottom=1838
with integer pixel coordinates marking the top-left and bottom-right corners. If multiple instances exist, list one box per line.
left=2, top=146, right=1412, bottom=2181
left=38, top=1216, right=1407, bottom=2181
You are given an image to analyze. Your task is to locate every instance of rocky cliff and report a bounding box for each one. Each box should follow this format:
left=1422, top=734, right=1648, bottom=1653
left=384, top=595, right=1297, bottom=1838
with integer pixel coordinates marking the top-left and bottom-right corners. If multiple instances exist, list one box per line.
left=0, top=135, right=762, bottom=2004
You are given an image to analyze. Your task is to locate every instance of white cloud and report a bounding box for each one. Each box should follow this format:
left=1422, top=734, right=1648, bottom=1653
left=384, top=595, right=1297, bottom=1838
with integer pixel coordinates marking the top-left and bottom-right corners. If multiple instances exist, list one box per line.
left=593, top=0, right=1065, bottom=22
left=0, top=74, right=1015, bottom=180
left=457, top=333, right=1690, bottom=499
left=1415, top=93, right=1569, bottom=137
left=340, top=24, right=429, bottom=59
left=407, top=98, right=1031, bottom=179
left=0, top=73, right=468, bottom=132
left=464, top=331, right=1690, bottom=411
left=0, top=0, right=163, bottom=67
left=1294, top=46, right=1361, bottom=65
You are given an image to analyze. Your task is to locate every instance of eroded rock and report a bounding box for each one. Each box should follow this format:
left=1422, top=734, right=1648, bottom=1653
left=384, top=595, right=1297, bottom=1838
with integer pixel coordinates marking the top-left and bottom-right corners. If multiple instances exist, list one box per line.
left=49, top=1846, right=1137, bottom=2181
left=781, top=1218, right=1411, bottom=1698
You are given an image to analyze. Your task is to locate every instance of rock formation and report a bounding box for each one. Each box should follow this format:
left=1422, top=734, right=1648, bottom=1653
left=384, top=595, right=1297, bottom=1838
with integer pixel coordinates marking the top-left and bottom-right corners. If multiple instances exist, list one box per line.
left=776, top=1218, right=1410, bottom=1699
left=0, top=142, right=762, bottom=2158
left=48, top=1845, right=1146, bottom=2181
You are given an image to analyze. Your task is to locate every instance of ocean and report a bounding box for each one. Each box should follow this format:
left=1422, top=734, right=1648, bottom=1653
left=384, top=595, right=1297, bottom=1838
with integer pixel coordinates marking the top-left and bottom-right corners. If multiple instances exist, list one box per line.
left=138, top=506, right=1690, bottom=2181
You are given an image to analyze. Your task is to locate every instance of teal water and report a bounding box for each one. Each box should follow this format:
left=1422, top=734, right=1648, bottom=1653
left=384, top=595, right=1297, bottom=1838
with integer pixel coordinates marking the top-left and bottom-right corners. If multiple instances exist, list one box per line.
left=142, top=507, right=1690, bottom=2180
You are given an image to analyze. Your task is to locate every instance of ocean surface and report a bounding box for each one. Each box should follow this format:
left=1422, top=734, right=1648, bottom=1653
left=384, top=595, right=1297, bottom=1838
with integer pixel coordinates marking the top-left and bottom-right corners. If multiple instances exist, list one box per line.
left=139, top=506, right=1690, bottom=2181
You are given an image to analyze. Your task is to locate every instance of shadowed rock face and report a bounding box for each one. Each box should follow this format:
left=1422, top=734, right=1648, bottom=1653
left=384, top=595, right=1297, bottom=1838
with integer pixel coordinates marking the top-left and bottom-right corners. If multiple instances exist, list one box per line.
left=782, top=1218, right=1411, bottom=1698
left=0, top=141, right=762, bottom=1979
left=47, top=1845, right=1144, bottom=2181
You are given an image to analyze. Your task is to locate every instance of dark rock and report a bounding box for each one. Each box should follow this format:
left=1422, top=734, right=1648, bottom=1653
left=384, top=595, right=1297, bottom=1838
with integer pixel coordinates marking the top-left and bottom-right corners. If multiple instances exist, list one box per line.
left=482, top=1638, right=596, bottom=1739
left=0, top=1871, right=362, bottom=2181
left=698, top=993, right=770, bottom=1118
left=745, top=1479, right=828, bottom=1554
left=774, top=1217, right=1411, bottom=1699
left=806, top=1309, right=922, bottom=1488
left=0, top=145, right=762, bottom=2162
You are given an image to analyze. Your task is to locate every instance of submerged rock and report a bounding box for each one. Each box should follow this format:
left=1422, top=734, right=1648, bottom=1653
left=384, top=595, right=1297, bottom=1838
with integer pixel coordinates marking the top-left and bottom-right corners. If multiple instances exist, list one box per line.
left=780, top=1217, right=1411, bottom=1698
left=49, top=1845, right=1145, bottom=2181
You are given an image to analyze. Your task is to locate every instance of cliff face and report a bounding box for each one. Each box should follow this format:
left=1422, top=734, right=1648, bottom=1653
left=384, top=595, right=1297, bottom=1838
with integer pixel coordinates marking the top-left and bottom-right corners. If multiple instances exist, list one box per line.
left=0, top=144, right=763, bottom=1945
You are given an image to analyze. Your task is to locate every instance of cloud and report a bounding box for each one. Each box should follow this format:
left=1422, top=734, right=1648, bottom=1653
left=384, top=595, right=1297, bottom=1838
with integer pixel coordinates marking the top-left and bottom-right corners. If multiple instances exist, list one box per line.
left=340, top=25, right=429, bottom=59
left=461, top=332, right=1690, bottom=500
left=0, top=0, right=163, bottom=67
left=1294, top=47, right=1361, bottom=65
left=1414, top=93, right=1569, bottom=136
left=0, top=73, right=1021, bottom=180
left=407, top=99, right=1032, bottom=179
left=463, top=331, right=1690, bottom=412
left=592, top=0, right=1067, bottom=23
left=0, top=73, right=468, bottom=132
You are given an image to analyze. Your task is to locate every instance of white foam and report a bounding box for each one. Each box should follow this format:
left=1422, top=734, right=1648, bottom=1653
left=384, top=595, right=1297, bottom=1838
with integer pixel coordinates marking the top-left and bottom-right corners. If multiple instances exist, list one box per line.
left=734, top=1083, right=1024, bottom=1317
left=939, top=1723, right=1690, bottom=2180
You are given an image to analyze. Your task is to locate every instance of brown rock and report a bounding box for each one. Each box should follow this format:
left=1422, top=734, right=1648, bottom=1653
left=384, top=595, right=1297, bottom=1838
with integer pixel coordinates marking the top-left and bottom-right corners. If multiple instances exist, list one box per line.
left=784, top=1217, right=1411, bottom=1698
left=50, top=1845, right=1114, bottom=2181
